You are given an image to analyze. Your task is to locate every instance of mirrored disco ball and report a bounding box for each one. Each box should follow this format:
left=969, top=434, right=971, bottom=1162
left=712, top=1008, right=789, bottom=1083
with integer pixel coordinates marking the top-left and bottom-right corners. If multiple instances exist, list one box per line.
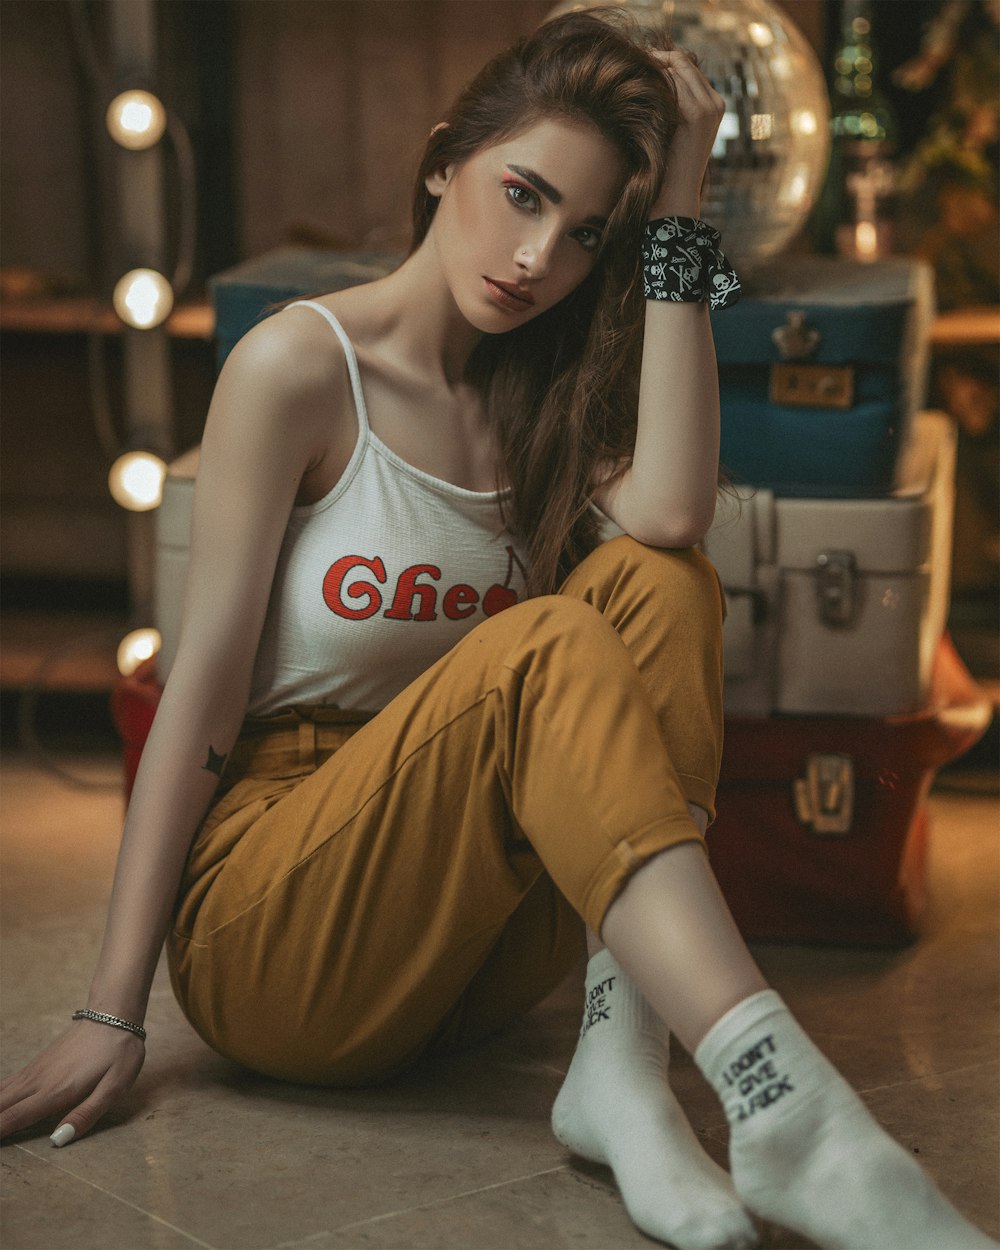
left=546, top=0, right=830, bottom=274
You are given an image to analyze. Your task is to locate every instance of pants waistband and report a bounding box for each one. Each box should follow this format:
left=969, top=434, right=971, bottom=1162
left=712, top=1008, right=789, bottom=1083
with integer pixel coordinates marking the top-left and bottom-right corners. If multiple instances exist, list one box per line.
left=224, top=705, right=379, bottom=783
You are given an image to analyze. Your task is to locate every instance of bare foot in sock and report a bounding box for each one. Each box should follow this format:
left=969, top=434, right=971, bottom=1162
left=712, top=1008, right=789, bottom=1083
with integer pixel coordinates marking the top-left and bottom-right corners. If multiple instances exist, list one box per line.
left=696, top=990, right=1000, bottom=1250
left=552, top=950, right=758, bottom=1250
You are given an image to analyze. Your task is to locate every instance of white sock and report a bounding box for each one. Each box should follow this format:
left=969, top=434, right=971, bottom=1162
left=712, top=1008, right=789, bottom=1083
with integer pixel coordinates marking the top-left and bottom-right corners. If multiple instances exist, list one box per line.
left=695, top=989, right=999, bottom=1250
left=552, top=949, right=758, bottom=1250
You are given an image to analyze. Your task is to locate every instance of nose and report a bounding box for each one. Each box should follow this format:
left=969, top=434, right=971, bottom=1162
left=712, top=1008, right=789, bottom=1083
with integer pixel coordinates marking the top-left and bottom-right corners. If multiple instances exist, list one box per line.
left=515, top=227, right=558, bottom=280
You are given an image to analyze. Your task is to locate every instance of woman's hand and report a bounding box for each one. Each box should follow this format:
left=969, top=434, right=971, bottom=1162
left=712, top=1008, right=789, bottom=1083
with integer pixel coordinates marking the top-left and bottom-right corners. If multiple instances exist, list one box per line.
left=0, top=1020, right=145, bottom=1146
left=650, top=49, right=726, bottom=220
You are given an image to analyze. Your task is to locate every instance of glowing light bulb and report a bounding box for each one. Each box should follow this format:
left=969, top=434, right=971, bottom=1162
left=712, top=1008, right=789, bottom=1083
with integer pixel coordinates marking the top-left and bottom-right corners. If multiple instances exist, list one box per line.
left=113, top=269, right=173, bottom=329
left=792, top=109, right=819, bottom=137
left=108, top=450, right=167, bottom=511
left=106, top=90, right=167, bottom=150
left=117, top=628, right=162, bottom=677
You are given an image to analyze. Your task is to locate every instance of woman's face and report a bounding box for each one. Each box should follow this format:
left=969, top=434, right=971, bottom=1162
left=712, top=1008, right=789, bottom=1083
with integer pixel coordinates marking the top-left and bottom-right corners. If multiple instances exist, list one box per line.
left=425, top=116, right=627, bottom=331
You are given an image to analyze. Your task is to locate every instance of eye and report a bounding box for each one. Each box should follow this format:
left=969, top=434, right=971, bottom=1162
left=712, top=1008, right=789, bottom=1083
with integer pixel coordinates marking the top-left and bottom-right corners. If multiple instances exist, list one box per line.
left=503, top=180, right=538, bottom=211
left=573, top=227, right=602, bottom=253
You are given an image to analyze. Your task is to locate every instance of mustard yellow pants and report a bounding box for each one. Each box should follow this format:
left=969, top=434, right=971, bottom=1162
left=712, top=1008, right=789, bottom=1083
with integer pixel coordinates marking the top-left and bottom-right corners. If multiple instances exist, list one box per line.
left=167, top=536, right=725, bottom=1086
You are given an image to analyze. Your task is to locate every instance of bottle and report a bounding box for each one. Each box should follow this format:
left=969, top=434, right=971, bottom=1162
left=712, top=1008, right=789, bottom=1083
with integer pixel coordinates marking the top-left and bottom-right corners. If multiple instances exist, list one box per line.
left=813, top=0, right=899, bottom=260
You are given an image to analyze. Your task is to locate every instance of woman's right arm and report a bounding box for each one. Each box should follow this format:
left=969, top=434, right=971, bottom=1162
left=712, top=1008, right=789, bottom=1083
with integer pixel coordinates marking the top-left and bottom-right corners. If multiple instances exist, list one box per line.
left=0, top=309, right=341, bottom=1145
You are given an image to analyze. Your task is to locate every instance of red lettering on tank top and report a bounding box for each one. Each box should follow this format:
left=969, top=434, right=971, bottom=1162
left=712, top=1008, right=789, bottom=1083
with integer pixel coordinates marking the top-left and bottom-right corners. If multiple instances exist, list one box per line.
left=383, top=564, right=441, bottom=621
left=322, top=555, right=387, bottom=619
left=322, top=546, right=526, bottom=623
left=442, top=584, right=479, bottom=620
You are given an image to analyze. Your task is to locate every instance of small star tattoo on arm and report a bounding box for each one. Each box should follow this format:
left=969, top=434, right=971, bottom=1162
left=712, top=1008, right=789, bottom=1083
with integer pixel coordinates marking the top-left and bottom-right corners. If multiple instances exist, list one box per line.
left=202, top=745, right=228, bottom=777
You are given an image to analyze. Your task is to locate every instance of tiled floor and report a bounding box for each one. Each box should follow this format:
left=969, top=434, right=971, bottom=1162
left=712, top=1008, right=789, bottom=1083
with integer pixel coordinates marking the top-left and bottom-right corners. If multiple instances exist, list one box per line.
left=1, top=750, right=997, bottom=1250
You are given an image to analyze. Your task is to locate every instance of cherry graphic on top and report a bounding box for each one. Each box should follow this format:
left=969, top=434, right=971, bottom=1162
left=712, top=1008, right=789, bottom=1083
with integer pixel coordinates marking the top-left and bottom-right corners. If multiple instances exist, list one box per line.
left=482, top=545, right=525, bottom=617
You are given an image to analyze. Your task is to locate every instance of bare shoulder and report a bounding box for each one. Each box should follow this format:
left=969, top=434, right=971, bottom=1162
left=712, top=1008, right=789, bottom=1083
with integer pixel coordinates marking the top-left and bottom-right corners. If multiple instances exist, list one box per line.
left=220, top=304, right=350, bottom=409
left=204, top=304, right=354, bottom=466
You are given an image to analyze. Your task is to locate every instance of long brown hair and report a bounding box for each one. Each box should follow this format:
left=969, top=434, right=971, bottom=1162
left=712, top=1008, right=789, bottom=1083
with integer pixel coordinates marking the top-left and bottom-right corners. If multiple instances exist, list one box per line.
left=410, top=10, right=679, bottom=596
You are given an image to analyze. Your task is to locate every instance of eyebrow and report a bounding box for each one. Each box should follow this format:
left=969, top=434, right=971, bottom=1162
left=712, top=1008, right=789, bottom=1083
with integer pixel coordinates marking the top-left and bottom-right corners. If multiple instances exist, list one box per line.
left=506, top=164, right=608, bottom=229
left=507, top=164, right=563, bottom=204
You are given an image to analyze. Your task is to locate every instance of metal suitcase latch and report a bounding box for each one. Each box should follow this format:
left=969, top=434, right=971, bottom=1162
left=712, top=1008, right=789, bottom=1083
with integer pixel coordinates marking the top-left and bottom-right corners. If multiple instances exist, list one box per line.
left=769, top=363, right=855, bottom=409
left=815, top=550, right=859, bottom=628
left=794, top=753, right=855, bottom=835
left=772, top=310, right=822, bottom=361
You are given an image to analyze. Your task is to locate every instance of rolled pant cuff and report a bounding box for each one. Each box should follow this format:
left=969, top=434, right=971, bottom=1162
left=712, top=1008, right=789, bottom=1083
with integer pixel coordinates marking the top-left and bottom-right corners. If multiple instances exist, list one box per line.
left=582, top=815, right=707, bottom=935
left=676, top=773, right=719, bottom=826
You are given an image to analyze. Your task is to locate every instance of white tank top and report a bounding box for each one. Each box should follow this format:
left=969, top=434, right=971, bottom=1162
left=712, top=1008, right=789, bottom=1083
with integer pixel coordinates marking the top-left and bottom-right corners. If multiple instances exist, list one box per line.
left=247, top=300, right=528, bottom=715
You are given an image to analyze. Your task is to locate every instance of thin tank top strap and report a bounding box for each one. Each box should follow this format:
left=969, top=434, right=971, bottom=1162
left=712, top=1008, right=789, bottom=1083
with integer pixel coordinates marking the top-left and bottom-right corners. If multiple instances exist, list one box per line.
left=285, top=299, right=370, bottom=433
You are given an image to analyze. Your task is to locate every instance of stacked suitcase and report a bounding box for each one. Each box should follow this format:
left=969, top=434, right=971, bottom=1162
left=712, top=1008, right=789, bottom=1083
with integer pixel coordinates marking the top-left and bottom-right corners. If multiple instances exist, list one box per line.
left=701, top=257, right=991, bottom=945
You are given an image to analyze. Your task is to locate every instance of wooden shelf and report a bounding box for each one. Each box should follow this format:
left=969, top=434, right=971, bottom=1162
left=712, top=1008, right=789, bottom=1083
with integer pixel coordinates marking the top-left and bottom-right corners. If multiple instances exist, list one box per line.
left=930, top=306, right=1000, bottom=348
left=0, top=296, right=214, bottom=340
left=0, top=611, right=126, bottom=693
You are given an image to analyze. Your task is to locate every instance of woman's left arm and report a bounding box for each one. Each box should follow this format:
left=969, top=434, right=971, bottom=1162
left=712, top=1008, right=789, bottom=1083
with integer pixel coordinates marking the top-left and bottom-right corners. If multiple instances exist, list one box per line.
left=593, top=51, right=728, bottom=548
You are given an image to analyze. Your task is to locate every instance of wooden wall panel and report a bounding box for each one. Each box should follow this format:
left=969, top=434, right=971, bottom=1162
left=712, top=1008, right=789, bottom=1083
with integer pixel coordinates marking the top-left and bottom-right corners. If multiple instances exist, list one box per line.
left=233, top=1, right=551, bottom=257
left=0, top=0, right=93, bottom=278
left=353, top=1, right=444, bottom=246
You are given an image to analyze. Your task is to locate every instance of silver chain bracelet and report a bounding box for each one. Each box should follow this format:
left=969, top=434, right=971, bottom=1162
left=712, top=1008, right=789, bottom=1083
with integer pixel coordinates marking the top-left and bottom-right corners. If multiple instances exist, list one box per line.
left=72, top=1008, right=147, bottom=1041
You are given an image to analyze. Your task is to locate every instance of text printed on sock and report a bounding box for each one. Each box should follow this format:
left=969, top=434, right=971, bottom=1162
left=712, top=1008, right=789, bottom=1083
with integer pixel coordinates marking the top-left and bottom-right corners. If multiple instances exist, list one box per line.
left=580, top=976, right=616, bottom=1036
left=721, top=1034, right=795, bottom=1121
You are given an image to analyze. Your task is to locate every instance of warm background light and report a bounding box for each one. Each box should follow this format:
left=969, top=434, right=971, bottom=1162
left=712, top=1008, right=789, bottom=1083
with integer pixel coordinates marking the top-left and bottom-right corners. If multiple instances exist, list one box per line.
left=750, top=113, right=775, bottom=141
left=116, top=627, right=162, bottom=676
left=792, top=109, right=819, bottom=137
left=108, top=450, right=167, bottom=511
left=747, top=21, right=774, bottom=47
left=854, top=220, right=879, bottom=259
left=106, top=89, right=167, bottom=150
left=112, top=268, right=173, bottom=328
left=779, top=166, right=811, bottom=208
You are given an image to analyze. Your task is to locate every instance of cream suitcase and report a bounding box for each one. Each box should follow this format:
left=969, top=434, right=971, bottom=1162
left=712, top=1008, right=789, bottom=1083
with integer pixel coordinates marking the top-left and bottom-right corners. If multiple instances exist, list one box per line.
left=702, top=411, right=956, bottom=717
left=154, top=447, right=200, bottom=683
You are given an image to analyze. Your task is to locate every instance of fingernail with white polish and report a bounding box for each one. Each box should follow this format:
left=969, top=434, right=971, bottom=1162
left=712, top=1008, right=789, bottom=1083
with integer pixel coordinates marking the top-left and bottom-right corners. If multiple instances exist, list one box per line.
left=50, top=1123, right=76, bottom=1147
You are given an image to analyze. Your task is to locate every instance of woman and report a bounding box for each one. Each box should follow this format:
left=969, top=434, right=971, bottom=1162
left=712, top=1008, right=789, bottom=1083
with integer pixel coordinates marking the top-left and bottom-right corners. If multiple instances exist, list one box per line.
left=1, top=12, right=995, bottom=1250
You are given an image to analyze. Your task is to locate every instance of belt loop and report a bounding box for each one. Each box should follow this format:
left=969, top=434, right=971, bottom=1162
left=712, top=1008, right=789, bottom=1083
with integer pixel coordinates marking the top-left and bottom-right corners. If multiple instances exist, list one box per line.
left=298, top=718, right=317, bottom=767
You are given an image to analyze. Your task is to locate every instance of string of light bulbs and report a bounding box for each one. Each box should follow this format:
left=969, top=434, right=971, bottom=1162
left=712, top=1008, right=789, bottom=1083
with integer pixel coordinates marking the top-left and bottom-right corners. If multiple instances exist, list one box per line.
left=71, top=1, right=198, bottom=679
left=19, top=4, right=199, bottom=790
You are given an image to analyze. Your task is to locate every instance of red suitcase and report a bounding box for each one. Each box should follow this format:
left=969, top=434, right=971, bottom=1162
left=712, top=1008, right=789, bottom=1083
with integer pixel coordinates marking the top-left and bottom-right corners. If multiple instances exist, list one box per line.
left=708, top=634, right=993, bottom=946
left=110, top=657, right=162, bottom=800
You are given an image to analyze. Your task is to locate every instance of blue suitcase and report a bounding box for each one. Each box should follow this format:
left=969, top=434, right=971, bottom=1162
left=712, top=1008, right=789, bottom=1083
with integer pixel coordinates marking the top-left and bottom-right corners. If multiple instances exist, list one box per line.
left=210, top=247, right=400, bottom=372
left=711, top=257, right=935, bottom=498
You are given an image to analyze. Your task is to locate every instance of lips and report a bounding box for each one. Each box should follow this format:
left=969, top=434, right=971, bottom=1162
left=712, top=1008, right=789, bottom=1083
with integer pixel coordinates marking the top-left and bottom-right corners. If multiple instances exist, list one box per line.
left=483, top=277, right=535, bottom=310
